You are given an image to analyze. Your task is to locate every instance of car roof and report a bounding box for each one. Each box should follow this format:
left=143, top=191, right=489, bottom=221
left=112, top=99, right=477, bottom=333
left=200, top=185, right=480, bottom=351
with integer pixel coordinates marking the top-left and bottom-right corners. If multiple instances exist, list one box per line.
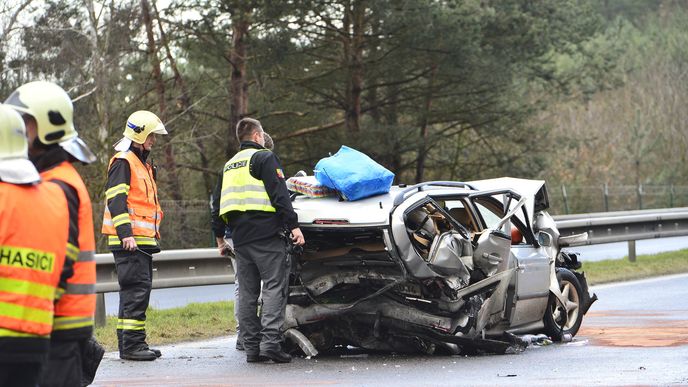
left=293, top=178, right=548, bottom=226
left=468, top=177, right=548, bottom=221
left=293, top=184, right=474, bottom=226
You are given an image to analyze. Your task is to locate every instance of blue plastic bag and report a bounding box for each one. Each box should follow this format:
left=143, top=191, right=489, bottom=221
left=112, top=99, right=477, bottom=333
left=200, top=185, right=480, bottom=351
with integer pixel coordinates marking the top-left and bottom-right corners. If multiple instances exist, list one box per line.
left=314, top=145, right=395, bottom=201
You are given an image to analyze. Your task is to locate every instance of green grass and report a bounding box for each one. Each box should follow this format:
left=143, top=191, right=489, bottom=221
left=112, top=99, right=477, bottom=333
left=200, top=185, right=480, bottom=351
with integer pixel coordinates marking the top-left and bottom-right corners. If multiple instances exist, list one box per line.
left=582, top=248, right=688, bottom=285
left=95, top=301, right=236, bottom=351
left=95, top=249, right=688, bottom=350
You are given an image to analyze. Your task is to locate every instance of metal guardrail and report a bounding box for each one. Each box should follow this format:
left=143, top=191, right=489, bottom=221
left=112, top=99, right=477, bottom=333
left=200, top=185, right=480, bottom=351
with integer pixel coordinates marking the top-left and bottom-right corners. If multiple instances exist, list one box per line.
left=554, top=207, right=688, bottom=244
left=95, top=248, right=234, bottom=293
left=94, top=207, right=688, bottom=324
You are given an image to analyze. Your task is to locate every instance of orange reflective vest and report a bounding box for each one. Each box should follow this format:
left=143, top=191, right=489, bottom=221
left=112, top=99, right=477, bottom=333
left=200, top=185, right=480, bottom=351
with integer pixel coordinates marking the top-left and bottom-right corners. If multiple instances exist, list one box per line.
left=101, top=151, right=163, bottom=246
left=41, top=161, right=96, bottom=336
left=0, top=181, right=68, bottom=338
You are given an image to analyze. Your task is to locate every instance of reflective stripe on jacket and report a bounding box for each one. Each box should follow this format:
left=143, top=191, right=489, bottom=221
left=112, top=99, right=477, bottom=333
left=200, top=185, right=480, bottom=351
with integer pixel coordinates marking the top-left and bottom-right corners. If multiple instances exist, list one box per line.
left=40, top=162, right=96, bottom=335
left=102, top=151, right=163, bottom=245
left=0, top=181, right=68, bottom=338
left=219, top=148, right=276, bottom=218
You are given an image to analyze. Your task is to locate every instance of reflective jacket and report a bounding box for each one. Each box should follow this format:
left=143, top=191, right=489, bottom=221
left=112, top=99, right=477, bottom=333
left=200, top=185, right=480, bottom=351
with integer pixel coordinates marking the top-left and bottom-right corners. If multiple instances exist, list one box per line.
left=102, top=150, right=163, bottom=248
left=219, top=148, right=276, bottom=219
left=41, top=161, right=96, bottom=339
left=0, top=181, right=68, bottom=362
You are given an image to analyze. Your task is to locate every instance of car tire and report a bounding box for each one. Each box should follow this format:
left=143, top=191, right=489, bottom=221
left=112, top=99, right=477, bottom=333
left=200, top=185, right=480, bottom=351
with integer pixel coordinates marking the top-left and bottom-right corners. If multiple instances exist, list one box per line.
left=543, top=268, right=583, bottom=341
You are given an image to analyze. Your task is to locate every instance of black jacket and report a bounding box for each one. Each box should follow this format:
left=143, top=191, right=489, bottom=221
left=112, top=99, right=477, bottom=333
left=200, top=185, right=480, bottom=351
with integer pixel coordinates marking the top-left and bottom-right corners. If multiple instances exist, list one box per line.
left=210, top=141, right=298, bottom=247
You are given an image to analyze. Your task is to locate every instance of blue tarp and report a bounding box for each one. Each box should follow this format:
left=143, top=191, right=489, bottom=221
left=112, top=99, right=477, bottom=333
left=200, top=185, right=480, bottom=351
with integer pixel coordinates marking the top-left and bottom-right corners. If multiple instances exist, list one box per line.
left=314, top=145, right=395, bottom=201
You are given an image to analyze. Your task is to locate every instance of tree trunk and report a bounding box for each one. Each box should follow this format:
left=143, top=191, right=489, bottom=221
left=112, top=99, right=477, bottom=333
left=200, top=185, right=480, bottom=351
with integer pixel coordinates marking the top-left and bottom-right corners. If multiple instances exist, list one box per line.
left=152, top=1, right=213, bottom=195
left=141, top=0, right=187, bottom=242
left=227, top=7, right=250, bottom=158
left=343, top=0, right=365, bottom=134
left=415, top=63, right=438, bottom=183
left=84, top=0, right=112, bottom=155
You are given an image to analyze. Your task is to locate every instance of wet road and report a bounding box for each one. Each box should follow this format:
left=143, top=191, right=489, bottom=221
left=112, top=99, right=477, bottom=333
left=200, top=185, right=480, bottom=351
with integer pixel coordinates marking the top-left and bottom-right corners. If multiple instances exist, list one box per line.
left=101, top=236, right=688, bottom=314
left=93, top=273, right=688, bottom=386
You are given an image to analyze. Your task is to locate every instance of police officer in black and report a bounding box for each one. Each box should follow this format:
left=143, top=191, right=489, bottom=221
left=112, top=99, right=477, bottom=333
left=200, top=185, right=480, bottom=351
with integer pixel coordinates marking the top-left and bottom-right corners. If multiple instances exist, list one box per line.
left=218, top=118, right=304, bottom=363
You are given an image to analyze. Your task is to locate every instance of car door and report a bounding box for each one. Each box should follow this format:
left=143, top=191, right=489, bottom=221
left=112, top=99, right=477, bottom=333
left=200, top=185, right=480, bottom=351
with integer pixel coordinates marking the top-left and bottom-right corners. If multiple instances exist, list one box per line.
left=472, top=193, right=551, bottom=330
left=468, top=191, right=519, bottom=279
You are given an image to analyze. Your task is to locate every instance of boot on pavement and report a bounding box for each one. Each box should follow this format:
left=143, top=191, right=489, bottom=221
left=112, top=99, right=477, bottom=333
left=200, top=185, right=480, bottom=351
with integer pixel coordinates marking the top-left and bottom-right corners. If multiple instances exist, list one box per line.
left=144, top=345, right=162, bottom=357
left=120, top=349, right=158, bottom=361
left=259, top=349, right=292, bottom=363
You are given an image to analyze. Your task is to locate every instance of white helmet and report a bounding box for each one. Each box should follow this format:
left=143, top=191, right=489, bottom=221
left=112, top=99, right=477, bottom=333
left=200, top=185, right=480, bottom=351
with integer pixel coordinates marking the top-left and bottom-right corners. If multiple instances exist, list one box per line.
left=0, top=104, right=40, bottom=184
left=4, top=81, right=96, bottom=163
left=113, top=110, right=168, bottom=151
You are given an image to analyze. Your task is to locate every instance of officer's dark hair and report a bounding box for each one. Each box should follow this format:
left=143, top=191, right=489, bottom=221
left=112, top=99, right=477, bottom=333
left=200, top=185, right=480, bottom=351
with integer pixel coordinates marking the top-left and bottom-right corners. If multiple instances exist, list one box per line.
left=236, top=118, right=263, bottom=142
left=263, top=132, right=274, bottom=150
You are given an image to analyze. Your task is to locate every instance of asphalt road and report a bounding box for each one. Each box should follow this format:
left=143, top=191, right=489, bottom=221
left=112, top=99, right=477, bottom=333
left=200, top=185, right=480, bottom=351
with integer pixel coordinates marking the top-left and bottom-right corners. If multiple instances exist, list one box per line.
left=101, top=236, right=688, bottom=314
left=93, top=273, right=688, bottom=386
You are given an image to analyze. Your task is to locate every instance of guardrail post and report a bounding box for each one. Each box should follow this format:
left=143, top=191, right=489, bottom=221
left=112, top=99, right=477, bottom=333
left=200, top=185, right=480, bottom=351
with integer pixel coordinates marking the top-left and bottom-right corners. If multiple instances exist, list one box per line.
left=670, top=185, right=675, bottom=208
left=95, top=293, right=106, bottom=327
left=637, top=184, right=643, bottom=210
left=561, top=185, right=569, bottom=214
left=628, top=240, right=637, bottom=263
left=603, top=183, right=609, bottom=212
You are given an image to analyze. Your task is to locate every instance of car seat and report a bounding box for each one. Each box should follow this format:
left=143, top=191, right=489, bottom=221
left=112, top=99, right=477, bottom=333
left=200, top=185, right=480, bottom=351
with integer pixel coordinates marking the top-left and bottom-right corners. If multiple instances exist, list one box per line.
left=448, top=207, right=474, bottom=231
left=407, top=208, right=438, bottom=255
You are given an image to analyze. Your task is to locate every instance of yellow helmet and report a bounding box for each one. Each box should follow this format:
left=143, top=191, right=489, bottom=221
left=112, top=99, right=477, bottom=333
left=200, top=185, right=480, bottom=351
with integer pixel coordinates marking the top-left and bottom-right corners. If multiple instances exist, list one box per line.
left=0, top=104, right=40, bottom=184
left=4, top=81, right=95, bottom=163
left=114, top=110, right=168, bottom=151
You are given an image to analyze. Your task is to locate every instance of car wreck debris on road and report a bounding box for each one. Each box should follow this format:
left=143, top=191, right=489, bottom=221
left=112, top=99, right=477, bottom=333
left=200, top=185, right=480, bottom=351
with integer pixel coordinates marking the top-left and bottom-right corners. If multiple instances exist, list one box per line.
left=283, top=178, right=597, bottom=356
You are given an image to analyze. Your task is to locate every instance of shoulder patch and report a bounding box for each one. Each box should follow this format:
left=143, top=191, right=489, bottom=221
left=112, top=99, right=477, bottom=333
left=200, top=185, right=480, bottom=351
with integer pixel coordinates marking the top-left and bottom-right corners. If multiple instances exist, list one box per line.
left=276, top=168, right=285, bottom=179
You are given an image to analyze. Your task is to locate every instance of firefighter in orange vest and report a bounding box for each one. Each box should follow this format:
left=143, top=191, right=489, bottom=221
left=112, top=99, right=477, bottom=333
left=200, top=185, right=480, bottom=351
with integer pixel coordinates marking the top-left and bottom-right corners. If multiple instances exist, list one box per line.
left=0, top=104, right=69, bottom=387
left=102, top=111, right=166, bottom=361
left=5, top=81, right=103, bottom=386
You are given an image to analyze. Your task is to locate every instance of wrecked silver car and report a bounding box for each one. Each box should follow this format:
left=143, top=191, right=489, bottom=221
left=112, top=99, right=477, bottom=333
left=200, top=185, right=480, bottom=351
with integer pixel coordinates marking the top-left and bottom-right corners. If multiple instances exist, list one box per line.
left=284, top=178, right=597, bottom=356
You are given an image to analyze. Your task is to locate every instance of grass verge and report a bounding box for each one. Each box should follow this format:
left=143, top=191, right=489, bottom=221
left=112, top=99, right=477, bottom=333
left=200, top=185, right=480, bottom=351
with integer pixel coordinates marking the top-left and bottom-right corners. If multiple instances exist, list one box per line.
left=95, top=301, right=236, bottom=351
left=95, top=249, right=688, bottom=350
left=581, top=248, right=688, bottom=285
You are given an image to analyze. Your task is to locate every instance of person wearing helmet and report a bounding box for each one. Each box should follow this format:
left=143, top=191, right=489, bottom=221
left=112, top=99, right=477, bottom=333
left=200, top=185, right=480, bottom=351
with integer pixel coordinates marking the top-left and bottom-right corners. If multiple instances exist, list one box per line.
left=210, top=132, right=274, bottom=352
left=0, top=104, right=70, bottom=387
left=5, top=81, right=102, bottom=386
left=101, top=110, right=167, bottom=361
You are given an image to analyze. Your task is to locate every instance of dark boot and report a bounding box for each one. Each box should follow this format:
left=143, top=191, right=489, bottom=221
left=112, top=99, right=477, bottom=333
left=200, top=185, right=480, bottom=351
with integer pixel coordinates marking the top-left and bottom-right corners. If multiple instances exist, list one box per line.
left=144, top=346, right=161, bottom=357
left=259, top=349, right=292, bottom=363
left=246, top=353, right=268, bottom=363
left=150, top=348, right=162, bottom=358
left=120, top=349, right=157, bottom=361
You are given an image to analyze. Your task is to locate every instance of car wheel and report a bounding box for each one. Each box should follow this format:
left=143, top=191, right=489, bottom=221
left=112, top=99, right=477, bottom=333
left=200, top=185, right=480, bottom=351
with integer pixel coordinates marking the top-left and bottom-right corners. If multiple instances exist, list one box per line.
left=543, top=268, right=583, bottom=341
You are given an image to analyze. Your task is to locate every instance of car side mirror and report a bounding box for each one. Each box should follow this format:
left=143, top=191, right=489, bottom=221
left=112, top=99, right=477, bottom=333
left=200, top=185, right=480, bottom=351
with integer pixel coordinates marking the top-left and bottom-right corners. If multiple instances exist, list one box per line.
left=538, top=232, right=552, bottom=247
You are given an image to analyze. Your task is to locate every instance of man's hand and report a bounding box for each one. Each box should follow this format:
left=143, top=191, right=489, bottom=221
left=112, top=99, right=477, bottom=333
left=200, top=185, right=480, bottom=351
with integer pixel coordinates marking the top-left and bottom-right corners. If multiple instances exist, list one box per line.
left=121, top=236, right=137, bottom=251
left=216, top=237, right=234, bottom=257
left=290, top=227, right=305, bottom=246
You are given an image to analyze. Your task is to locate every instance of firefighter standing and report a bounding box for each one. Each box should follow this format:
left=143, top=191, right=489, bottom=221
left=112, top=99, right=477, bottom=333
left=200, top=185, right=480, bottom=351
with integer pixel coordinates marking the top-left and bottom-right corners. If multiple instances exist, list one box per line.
left=0, top=104, right=69, bottom=387
left=219, top=118, right=304, bottom=364
left=5, top=81, right=103, bottom=386
left=102, top=111, right=166, bottom=361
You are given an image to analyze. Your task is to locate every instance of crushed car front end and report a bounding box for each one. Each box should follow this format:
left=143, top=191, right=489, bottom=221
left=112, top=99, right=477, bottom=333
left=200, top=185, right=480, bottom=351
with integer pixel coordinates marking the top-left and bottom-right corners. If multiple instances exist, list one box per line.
left=285, top=180, right=596, bottom=356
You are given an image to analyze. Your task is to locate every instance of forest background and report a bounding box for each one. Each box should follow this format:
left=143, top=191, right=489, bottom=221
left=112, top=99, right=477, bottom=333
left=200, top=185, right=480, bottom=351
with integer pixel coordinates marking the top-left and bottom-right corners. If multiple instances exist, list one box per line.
left=1, top=0, right=687, bottom=250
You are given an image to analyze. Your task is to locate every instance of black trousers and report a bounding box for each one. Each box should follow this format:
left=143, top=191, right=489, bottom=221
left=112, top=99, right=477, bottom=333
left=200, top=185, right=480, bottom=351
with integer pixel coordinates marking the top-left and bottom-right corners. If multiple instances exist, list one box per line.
left=0, top=363, right=42, bottom=387
left=235, top=236, right=289, bottom=355
left=38, top=339, right=82, bottom=387
left=114, top=250, right=153, bottom=354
